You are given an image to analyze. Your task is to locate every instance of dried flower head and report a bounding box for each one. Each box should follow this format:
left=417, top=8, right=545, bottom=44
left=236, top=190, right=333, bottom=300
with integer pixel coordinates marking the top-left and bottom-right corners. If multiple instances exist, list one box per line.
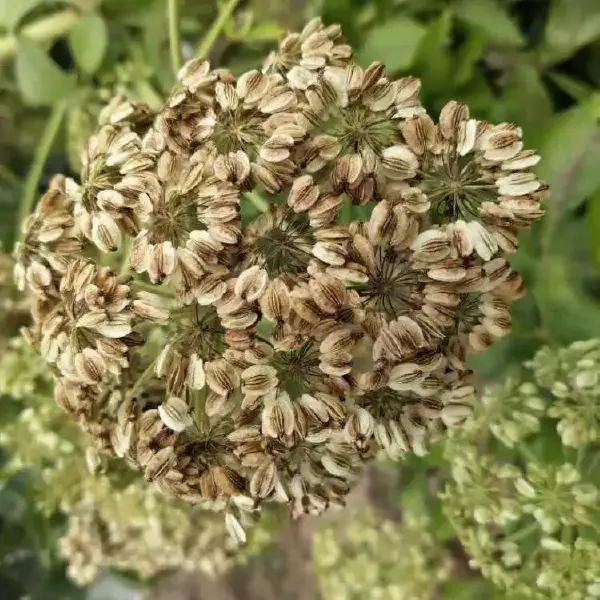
left=15, top=18, right=548, bottom=536
left=294, top=62, right=425, bottom=204
left=403, top=102, right=546, bottom=249
left=157, top=59, right=303, bottom=194
left=263, top=17, right=352, bottom=75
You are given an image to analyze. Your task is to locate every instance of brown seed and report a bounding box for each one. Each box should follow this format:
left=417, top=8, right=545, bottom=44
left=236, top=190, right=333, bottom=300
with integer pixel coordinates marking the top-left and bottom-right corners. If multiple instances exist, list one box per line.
left=309, top=275, right=346, bottom=314
left=144, top=447, right=176, bottom=482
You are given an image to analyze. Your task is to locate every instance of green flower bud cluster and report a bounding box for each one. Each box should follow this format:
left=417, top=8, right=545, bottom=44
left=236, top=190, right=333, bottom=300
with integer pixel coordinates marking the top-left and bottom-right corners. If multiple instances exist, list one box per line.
left=442, top=339, right=600, bottom=599
left=313, top=507, right=451, bottom=600
left=528, top=339, right=600, bottom=448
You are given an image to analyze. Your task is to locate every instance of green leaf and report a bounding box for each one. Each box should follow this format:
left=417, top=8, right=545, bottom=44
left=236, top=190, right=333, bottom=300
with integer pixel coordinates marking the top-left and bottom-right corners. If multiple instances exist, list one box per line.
left=15, top=38, right=76, bottom=106
left=359, top=17, right=426, bottom=72
left=454, top=32, right=485, bottom=88
left=68, top=14, right=108, bottom=75
left=588, top=188, right=600, bottom=272
left=542, top=0, right=600, bottom=65
left=0, top=0, right=44, bottom=31
left=454, top=0, right=524, bottom=48
left=536, top=96, right=600, bottom=211
left=494, top=64, right=553, bottom=138
left=414, top=10, right=454, bottom=98
left=534, top=257, right=600, bottom=344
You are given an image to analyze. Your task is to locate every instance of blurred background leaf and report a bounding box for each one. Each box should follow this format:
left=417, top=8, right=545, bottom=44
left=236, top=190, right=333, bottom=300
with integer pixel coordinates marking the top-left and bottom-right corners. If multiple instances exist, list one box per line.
left=454, top=0, right=524, bottom=48
left=15, top=38, right=76, bottom=106
left=68, top=13, right=108, bottom=75
left=359, top=16, right=426, bottom=71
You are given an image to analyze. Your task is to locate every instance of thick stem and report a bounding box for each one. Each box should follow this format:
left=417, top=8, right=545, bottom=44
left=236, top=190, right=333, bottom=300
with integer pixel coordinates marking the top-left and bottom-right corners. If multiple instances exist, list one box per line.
left=196, top=0, right=240, bottom=59
left=0, top=10, right=80, bottom=63
left=15, top=100, right=67, bottom=250
left=167, top=0, right=183, bottom=75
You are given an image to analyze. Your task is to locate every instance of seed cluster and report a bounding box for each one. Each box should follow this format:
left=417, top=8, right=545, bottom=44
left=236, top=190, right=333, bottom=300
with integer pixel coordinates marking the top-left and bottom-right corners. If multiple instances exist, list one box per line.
left=15, top=18, right=546, bottom=534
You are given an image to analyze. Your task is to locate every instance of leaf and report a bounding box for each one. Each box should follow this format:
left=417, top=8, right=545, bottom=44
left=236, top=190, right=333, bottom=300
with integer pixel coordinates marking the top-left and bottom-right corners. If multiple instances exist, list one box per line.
left=454, top=32, right=485, bottom=88
left=68, top=14, right=108, bottom=75
left=536, top=96, right=600, bottom=211
left=454, top=0, right=524, bottom=48
left=542, top=0, right=600, bottom=65
left=588, top=188, right=600, bottom=272
left=359, top=17, right=426, bottom=72
left=493, top=64, right=553, bottom=138
left=0, top=0, right=44, bottom=31
left=15, top=38, right=76, bottom=106
left=414, top=10, right=454, bottom=98
left=534, top=257, right=600, bottom=344
left=429, top=499, right=456, bottom=542
left=457, top=72, right=495, bottom=117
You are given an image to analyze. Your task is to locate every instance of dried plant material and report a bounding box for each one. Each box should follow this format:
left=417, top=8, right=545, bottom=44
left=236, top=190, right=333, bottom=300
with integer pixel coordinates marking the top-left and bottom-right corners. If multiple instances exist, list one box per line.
left=15, top=17, right=546, bottom=537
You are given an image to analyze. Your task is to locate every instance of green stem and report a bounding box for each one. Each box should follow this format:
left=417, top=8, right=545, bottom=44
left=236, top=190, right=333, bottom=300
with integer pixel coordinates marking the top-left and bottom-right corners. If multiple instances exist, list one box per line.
left=167, top=0, right=183, bottom=75
left=196, top=0, right=240, bottom=59
left=245, top=190, right=269, bottom=212
left=15, top=101, right=67, bottom=250
left=134, top=80, right=164, bottom=110
left=0, top=9, right=80, bottom=63
left=133, top=280, right=175, bottom=297
left=127, top=357, right=159, bottom=400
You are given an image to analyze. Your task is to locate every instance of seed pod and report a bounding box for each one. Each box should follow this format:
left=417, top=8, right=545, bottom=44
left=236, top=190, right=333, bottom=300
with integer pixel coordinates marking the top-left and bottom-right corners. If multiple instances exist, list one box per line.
left=144, top=446, right=176, bottom=481
left=158, top=397, right=193, bottom=432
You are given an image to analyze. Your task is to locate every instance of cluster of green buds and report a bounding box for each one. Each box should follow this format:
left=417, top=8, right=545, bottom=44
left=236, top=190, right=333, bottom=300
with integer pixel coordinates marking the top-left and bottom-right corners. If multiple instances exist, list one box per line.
left=313, top=506, right=451, bottom=600
left=13, top=17, right=546, bottom=535
left=442, top=339, right=600, bottom=599
left=0, top=336, right=270, bottom=586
